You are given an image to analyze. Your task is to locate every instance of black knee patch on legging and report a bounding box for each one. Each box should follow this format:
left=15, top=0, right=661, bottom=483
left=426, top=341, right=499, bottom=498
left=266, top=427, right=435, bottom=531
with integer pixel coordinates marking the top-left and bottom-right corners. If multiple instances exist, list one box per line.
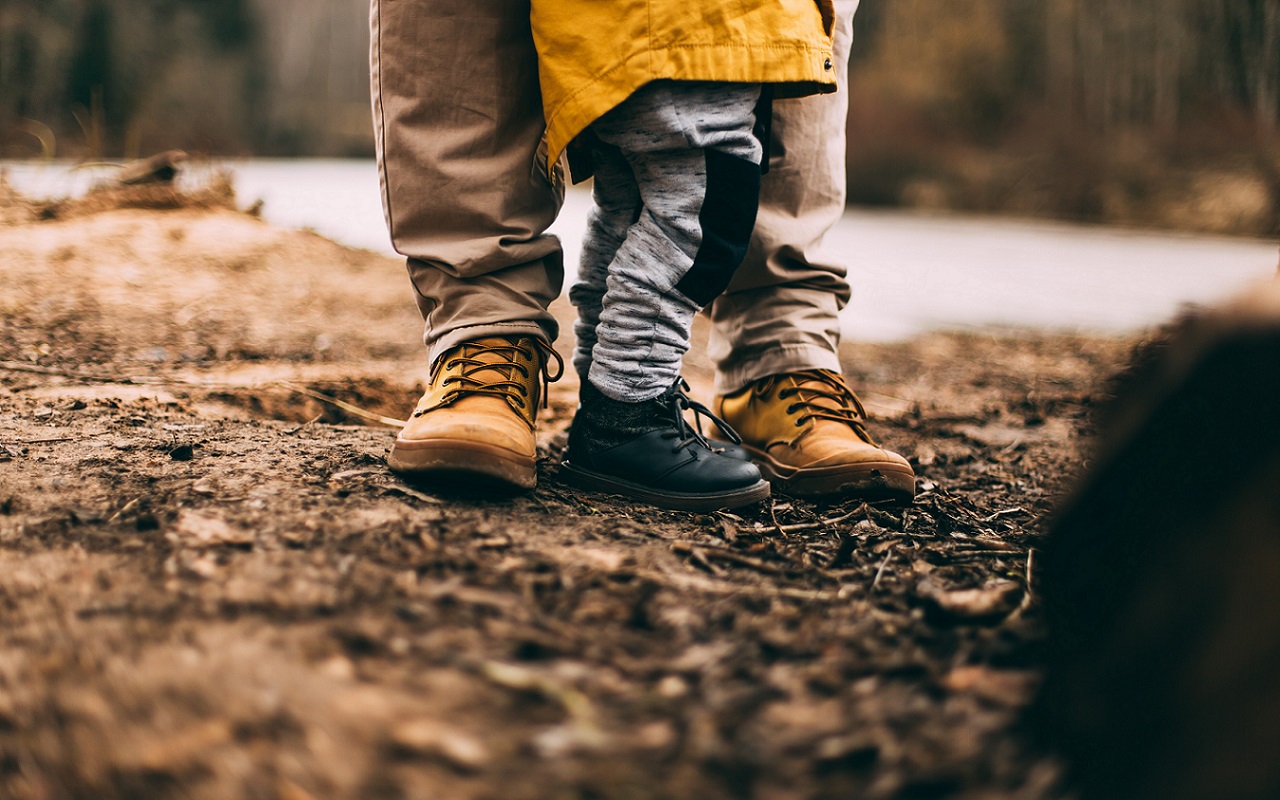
left=674, top=149, right=762, bottom=307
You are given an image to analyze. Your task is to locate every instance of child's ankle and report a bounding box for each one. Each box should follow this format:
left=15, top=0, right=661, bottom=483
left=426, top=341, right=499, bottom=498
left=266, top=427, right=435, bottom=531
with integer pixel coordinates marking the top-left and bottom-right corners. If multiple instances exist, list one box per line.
left=574, top=380, right=673, bottom=451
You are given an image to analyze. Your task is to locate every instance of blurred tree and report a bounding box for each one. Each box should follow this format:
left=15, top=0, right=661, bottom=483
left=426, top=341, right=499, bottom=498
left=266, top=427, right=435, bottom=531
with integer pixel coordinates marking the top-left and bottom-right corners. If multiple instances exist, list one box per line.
left=852, top=0, right=1023, bottom=138
left=0, top=0, right=263, bottom=158
left=65, top=0, right=118, bottom=156
left=247, top=0, right=375, bottom=156
left=1193, top=0, right=1280, bottom=132
left=1040, top=0, right=1191, bottom=134
left=107, top=0, right=263, bottom=156
left=0, top=0, right=78, bottom=154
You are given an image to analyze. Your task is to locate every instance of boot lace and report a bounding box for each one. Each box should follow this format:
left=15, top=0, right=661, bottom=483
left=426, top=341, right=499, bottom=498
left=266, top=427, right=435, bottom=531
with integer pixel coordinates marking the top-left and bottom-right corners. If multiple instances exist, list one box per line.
left=420, top=339, right=564, bottom=416
left=762, top=370, right=875, bottom=442
left=665, top=380, right=742, bottom=454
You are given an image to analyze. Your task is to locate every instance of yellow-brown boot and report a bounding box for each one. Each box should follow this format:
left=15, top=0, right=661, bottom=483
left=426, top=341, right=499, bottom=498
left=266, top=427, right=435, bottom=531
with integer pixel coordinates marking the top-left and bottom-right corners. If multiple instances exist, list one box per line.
left=715, top=370, right=916, bottom=501
left=387, top=336, right=562, bottom=489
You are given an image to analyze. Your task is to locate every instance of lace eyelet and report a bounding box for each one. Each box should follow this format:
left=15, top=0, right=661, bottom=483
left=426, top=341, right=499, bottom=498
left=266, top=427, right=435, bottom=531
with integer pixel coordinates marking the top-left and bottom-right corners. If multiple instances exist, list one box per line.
left=786, top=404, right=798, bottom=414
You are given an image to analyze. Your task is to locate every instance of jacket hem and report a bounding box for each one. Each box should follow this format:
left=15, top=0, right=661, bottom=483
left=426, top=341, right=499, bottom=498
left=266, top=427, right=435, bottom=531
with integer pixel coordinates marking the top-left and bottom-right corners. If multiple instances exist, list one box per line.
left=542, top=44, right=836, bottom=171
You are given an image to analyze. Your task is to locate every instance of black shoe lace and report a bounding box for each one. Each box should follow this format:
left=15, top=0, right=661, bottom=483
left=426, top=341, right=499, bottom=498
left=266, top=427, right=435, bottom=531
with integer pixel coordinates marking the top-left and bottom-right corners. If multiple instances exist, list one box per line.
left=665, top=379, right=742, bottom=454
left=768, top=370, right=874, bottom=442
left=423, top=339, right=563, bottom=416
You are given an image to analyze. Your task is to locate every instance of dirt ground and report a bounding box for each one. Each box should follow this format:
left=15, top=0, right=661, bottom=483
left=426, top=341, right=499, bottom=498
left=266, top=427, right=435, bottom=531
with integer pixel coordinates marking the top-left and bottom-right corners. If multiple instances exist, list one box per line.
left=0, top=177, right=1138, bottom=799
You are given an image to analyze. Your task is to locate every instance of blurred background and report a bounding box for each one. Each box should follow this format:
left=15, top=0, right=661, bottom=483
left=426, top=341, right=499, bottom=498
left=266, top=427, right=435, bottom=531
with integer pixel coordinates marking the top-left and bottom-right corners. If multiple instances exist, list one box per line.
left=1, top=0, right=1277, bottom=237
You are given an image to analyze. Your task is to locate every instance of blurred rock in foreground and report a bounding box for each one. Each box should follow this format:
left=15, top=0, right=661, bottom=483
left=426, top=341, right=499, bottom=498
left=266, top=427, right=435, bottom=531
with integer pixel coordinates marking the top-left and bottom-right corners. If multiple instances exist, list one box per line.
left=1038, top=277, right=1280, bottom=800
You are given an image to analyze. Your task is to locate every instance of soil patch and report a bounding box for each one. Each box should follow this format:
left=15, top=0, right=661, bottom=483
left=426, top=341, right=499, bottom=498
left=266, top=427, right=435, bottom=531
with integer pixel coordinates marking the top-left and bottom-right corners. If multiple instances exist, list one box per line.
left=0, top=184, right=1137, bottom=798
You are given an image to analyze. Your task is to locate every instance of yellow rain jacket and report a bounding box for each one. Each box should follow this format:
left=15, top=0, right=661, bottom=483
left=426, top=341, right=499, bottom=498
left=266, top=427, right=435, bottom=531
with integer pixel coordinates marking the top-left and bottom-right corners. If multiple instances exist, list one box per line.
left=531, top=0, right=837, bottom=172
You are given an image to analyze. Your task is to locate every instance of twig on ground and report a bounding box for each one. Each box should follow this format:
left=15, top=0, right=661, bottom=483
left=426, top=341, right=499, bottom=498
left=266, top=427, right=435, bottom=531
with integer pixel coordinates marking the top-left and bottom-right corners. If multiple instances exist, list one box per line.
left=678, top=544, right=723, bottom=575
left=107, top=498, right=142, bottom=523
left=277, top=382, right=405, bottom=428
left=979, top=507, right=1028, bottom=523
left=671, top=541, right=785, bottom=575
left=775, top=503, right=868, bottom=534
left=946, top=549, right=1025, bottom=559
left=767, top=499, right=786, bottom=537
left=871, top=546, right=896, bottom=592
left=384, top=484, right=442, bottom=505
left=1019, top=548, right=1035, bottom=611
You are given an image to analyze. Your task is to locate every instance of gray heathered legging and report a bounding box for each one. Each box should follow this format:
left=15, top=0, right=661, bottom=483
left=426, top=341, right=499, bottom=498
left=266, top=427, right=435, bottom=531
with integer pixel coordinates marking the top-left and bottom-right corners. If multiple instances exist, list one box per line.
left=569, top=80, right=763, bottom=403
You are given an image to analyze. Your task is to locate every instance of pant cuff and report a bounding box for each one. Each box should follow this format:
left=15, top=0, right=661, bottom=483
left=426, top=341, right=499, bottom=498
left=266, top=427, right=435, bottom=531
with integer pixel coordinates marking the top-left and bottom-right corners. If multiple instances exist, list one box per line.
left=714, top=343, right=843, bottom=396
left=427, top=321, right=556, bottom=368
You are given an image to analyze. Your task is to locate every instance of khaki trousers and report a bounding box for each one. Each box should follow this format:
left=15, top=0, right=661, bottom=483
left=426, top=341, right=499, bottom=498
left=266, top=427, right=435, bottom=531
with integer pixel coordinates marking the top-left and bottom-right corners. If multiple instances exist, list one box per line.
left=371, top=0, right=857, bottom=394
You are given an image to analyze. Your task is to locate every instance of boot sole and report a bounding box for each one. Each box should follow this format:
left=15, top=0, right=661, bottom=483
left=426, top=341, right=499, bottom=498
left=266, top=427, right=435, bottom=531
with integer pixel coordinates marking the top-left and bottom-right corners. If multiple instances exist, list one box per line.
left=559, top=463, right=770, bottom=512
left=386, top=438, right=536, bottom=490
left=750, top=449, right=916, bottom=502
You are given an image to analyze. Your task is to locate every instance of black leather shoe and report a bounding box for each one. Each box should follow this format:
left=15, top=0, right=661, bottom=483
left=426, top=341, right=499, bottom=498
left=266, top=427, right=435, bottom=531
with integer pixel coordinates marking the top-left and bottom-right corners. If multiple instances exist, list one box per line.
left=561, top=380, right=769, bottom=512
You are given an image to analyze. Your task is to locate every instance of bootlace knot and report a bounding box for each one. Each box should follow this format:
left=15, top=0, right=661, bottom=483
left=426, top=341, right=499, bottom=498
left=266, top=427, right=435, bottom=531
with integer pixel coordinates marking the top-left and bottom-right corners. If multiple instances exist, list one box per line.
left=665, top=379, right=741, bottom=454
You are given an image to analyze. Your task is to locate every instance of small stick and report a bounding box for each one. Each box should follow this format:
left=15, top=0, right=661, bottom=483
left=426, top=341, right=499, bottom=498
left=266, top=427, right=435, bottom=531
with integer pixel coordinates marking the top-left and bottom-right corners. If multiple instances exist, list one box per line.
left=979, top=507, right=1027, bottom=523
left=681, top=545, right=722, bottom=575
left=278, top=382, right=405, bottom=428
left=870, top=546, right=895, bottom=592
left=384, top=484, right=442, bottom=505
left=775, top=503, right=868, bottom=534
left=945, top=549, right=1025, bottom=559
left=1019, top=548, right=1036, bottom=611
left=107, top=498, right=141, bottom=523
left=671, top=541, right=784, bottom=575
left=767, top=499, right=786, bottom=537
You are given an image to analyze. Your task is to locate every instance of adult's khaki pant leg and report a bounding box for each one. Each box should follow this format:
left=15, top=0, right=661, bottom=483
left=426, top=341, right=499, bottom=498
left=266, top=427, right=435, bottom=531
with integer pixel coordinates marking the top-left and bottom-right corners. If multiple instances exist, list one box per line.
left=372, top=0, right=564, bottom=364
left=706, top=0, right=857, bottom=395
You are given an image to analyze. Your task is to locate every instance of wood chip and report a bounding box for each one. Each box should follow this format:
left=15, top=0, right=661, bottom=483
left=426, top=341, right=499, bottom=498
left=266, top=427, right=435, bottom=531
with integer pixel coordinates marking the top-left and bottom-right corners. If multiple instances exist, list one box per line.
left=917, top=577, right=1022, bottom=621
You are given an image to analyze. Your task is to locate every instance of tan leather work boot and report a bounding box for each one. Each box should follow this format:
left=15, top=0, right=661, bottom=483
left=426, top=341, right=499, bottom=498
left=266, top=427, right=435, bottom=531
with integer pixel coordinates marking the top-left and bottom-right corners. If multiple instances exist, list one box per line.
left=715, top=370, right=916, bottom=501
left=387, top=336, right=562, bottom=489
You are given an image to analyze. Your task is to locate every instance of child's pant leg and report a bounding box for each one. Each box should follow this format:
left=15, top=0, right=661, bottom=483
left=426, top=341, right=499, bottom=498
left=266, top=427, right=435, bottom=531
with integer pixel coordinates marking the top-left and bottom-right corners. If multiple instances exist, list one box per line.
left=579, top=81, right=763, bottom=402
left=569, top=145, right=640, bottom=384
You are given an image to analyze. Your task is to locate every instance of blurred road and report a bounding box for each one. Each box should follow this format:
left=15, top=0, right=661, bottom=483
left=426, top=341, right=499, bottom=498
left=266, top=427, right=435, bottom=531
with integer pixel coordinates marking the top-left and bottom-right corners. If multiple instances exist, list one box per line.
left=5, top=158, right=1275, bottom=340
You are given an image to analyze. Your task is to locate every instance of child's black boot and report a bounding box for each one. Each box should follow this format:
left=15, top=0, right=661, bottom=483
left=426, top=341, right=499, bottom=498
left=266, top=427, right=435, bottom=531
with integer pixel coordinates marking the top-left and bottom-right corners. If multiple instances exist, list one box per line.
left=561, top=380, right=769, bottom=511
